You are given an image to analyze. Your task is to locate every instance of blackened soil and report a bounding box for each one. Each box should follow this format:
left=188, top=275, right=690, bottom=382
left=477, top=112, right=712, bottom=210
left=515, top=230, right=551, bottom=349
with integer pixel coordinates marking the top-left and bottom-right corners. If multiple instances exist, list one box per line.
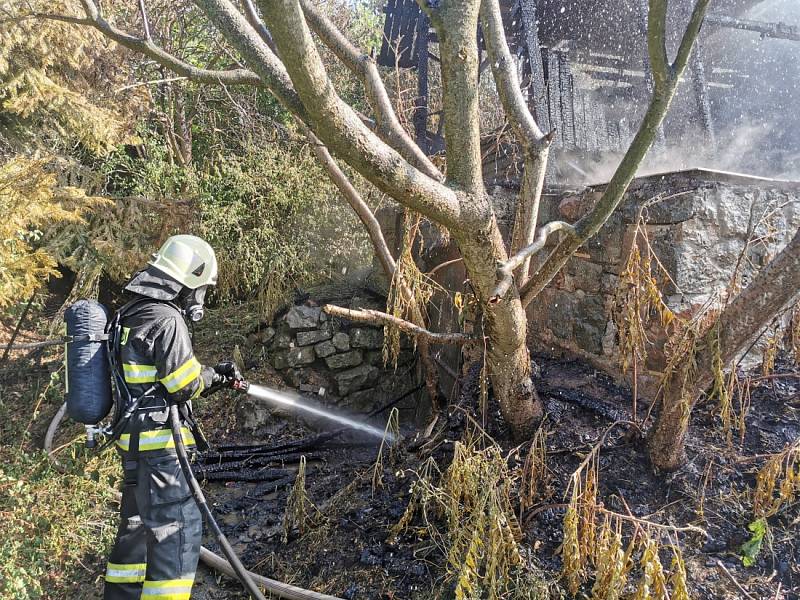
left=192, top=352, right=799, bottom=600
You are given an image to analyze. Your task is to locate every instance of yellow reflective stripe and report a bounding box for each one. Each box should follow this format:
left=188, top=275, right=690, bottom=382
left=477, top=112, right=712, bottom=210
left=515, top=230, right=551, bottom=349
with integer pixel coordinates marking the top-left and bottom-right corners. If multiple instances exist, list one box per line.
left=116, top=427, right=195, bottom=452
left=105, top=562, right=146, bottom=583
left=141, top=577, right=194, bottom=600
left=123, top=363, right=157, bottom=384
left=189, top=377, right=204, bottom=400
left=160, top=357, right=201, bottom=393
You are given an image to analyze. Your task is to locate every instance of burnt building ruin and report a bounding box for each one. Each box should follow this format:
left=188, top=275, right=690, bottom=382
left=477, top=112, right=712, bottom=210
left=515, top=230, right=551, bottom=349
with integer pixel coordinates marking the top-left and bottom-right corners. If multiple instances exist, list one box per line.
left=374, top=0, right=799, bottom=393
left=379, top=0, right=800, bottom=183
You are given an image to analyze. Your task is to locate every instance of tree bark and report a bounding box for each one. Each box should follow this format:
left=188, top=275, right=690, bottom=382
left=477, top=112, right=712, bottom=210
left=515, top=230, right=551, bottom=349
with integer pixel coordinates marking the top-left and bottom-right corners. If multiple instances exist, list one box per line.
left=453, top=220, right=543, bottom=438
left=420, top=0, right=483, bottom=194
left=648, top=228, right=800, bottom=471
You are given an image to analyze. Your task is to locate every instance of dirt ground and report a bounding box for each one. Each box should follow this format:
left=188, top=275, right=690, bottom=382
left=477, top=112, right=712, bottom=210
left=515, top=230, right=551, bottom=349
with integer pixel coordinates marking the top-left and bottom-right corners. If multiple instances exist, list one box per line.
left=3, top=302, right=797, bottom=599
left=188, top=337, right=799, bottom=600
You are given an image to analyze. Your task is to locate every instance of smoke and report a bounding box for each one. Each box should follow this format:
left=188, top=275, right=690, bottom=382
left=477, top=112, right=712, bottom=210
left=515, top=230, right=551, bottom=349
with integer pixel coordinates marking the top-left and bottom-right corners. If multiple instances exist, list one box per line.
left=707, top=0, right=800, bottom=178
left=571, top=0, right=800, bottom=184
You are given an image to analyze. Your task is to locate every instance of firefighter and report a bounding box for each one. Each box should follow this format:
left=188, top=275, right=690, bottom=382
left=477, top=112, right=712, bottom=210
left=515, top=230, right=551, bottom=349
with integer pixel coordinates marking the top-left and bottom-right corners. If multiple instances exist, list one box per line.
left=103, top=234, right=238, bottom=600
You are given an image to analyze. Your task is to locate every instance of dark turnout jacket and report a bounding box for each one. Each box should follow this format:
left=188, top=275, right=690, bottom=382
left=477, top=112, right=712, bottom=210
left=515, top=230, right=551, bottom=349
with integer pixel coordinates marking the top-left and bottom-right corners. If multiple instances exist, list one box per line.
left=115, top=299, right=214, bottom=452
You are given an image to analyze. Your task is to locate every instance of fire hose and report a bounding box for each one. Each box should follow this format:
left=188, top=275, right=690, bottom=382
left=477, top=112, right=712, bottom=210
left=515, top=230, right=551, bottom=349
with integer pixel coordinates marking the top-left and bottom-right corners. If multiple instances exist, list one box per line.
left=168, top=403, right=268, bottom=600
left=44, top=399, right=343, bottom=600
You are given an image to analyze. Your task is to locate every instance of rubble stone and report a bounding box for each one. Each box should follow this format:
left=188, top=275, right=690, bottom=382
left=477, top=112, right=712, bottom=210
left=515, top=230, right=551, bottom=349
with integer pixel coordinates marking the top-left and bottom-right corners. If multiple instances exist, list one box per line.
left=271, top=332, right=293, bottom=350
left=335, top=364, right=379, bottom=395
left=351, top=327, right=383, bottom=349
left=284, top=305, right=321, bottom=330
left=324, top=350, right=363, bottom=370
left=286, top=346, right=315, bottom=367
left=314, top=340, right=336, bottom=358
left=332, top=332, right=351, bottom=351
left=271, top=351, right=288, bottom=370
left=296, top=329, right=332, bottom=346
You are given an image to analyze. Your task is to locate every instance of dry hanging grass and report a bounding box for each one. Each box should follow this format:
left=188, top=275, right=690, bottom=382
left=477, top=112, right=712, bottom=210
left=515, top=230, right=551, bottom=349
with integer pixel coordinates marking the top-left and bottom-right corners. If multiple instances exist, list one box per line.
left=791, top=304, right=800, bottom=364
left=519, top=427, right=549, bottom=513
left=282, top=456, right=324, bottom=542
left=612, top=210, right=675, bottom=376
left=372, top=407, right=401, bottom=493
left=383, top=210, right=441, bottom=366
left=561, top=424, right=698, bottom=599
left=753, top=440, right=800, bottom=518
left=391, top=430, right=547, bottom=600
left=761, top=327, right=780, bottom=377
left=590, top=516, right=634, bottom=600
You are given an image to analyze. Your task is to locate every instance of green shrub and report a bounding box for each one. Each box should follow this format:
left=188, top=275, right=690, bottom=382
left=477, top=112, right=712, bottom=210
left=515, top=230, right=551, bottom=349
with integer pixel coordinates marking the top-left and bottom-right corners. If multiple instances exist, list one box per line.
left=0, top=449, right=118, bottom=600
left=100, top=132, right=371, bottom=318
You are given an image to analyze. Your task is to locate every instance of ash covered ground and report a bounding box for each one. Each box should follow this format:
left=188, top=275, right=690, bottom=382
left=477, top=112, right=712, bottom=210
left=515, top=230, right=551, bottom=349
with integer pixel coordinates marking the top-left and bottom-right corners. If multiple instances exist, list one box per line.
left=190, top=331, right=799, bottom=599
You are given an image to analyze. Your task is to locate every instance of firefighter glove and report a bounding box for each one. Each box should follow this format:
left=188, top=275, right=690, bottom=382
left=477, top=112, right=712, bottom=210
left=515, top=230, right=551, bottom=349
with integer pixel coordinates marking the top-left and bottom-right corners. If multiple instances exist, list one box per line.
left=212, top=360, right=241, bottom=387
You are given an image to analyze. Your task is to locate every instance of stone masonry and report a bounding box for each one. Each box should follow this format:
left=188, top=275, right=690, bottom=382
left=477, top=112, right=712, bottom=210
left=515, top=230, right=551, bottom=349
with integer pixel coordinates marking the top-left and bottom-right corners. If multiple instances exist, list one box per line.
left=525, top=169, right=800, bottom=378
left=249, top=291, right=424, bottom=420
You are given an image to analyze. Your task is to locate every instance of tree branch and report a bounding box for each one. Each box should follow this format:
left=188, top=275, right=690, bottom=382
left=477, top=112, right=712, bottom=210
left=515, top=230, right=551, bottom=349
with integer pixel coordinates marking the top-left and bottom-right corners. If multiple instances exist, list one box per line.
left=648, top=228, right=800, bottom=471
left=673, top=0, right=713, bottom=75
left=302, top=127, right=396, bottom=280
left=255, top=0, right=462, bottom=228
left=419, top=0, right=483, bottom=194
left=647, top=0, right=670, bottom=85
left=323, top=305, right=473, bottom=345
left=479, top=0, right=548, bottom=146
left=299, top=0, right=443, bottom=182
left=241, top=0, right=277, bottom=52
left=191, top=0, right=309, bottom=118
left=491, top=221, right=575, bottom=302
left=520, top=0, right=712, bottom=308
left=480, top=0, right=555, bottom=280
left=512, top=151, right=553, bottom=281
left=34, top=1, right=265, bottom=89
left=137, top=0, right=152, bottom=40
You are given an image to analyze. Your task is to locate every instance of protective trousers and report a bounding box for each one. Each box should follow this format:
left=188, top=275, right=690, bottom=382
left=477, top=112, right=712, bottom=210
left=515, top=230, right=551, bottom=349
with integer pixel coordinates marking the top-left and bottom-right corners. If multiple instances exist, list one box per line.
left=103, top=449, right=202, bottom=600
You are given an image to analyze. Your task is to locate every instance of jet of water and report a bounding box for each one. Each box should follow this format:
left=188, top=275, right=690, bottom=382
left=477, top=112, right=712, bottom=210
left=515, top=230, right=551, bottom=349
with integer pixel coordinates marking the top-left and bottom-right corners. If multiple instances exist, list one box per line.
left=245, top=383, right=394, bottom=442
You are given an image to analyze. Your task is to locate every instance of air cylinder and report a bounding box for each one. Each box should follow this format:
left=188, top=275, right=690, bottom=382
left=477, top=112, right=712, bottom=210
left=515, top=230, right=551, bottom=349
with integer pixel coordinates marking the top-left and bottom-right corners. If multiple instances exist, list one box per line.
left=64, top=300, right=112, bottom=424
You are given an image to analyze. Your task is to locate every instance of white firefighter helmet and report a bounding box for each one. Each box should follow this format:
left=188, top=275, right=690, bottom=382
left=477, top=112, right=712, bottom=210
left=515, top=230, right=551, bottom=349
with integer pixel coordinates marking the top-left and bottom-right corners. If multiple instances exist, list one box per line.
left=149, top=235, right=218, bottom=289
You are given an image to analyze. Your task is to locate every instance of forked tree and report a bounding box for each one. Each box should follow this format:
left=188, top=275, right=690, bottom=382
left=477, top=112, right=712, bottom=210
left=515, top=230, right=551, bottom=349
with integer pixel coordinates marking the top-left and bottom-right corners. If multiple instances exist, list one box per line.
left=30, top=0, right=799, bottom=469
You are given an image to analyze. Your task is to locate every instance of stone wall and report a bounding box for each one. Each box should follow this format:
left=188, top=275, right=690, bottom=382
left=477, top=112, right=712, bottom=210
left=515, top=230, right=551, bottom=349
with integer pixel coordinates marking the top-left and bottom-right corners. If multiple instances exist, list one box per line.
left=526, top=169, right=800, bottom=378
left=250, top=286, right=425, bottom=422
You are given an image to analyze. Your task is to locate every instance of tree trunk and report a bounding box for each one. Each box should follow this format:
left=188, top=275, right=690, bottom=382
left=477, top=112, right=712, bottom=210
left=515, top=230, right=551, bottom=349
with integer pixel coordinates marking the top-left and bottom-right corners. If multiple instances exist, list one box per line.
left=648, top=228, right=800, bottom=471
left=455, top=210, right=542, bottom=439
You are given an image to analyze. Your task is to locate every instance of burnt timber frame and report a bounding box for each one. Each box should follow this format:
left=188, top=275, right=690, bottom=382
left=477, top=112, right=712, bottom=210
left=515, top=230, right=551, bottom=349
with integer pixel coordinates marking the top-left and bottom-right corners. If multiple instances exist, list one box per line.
left=379, top=0, right=798, bottom=160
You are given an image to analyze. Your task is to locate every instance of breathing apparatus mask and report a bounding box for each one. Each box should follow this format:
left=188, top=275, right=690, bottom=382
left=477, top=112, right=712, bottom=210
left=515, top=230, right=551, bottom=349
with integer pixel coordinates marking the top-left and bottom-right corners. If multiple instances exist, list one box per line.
left=180, top=285, right=208, bottom=323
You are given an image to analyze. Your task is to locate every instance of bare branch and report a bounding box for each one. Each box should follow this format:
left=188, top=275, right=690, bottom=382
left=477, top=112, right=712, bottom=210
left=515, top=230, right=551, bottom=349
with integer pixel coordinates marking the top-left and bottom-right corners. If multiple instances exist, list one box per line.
left=256, top=0, right=462, bottom=227
left=34, top=1, right=266, bottom=89
left=673, top=0, right=713, bottom=75
left=520, top=0, right=712, bottom=308
left=647, top=0, right=670, bottom=84
left=491, top=221, right=575, bottom=302
left=138, top=0, right=151, bottom=40
left=419, top=0, right=484, bottom=194
left=302, top=126, right=396, bottom=280
left=241, top=0, right=277, bottom=52
left=302, top=128, right=444, bottom=403
left=480, top=0, right=554, bottom=278
left=300, top=0, right=443, bottom=182
left=479, top=0, right=547, bottom=147
left=323, top=305, right=472, bottom=345
left=192, top=0, right=309, bottom=118
left=512, top=147, right=552, bottom=281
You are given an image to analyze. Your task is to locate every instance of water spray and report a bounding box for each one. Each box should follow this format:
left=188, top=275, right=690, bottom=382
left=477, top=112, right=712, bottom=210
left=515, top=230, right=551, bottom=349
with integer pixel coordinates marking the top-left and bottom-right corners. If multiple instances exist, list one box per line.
left=233, top=379, right=395, bottom=442
left=167, top=377, right=395, bottom=597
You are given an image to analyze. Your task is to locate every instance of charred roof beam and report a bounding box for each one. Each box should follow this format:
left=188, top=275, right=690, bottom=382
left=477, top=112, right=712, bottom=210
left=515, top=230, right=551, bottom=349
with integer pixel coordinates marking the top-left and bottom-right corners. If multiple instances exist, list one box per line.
left=706, top=14, right=800, bottom=42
